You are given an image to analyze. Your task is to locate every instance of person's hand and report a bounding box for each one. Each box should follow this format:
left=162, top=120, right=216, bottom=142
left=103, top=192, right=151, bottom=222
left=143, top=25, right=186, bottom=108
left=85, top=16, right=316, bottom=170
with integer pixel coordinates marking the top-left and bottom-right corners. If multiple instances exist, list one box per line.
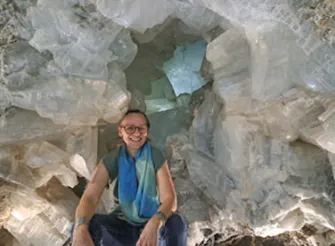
left=72, top=225, right=94, bottom=246
left=136, top=217, right=162, bottom=246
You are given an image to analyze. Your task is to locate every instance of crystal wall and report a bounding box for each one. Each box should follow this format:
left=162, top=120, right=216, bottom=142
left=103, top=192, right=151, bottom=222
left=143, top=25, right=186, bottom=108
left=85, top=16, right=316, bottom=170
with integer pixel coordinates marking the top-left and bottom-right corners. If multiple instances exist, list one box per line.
left=1, top=0, right=335, bottom=245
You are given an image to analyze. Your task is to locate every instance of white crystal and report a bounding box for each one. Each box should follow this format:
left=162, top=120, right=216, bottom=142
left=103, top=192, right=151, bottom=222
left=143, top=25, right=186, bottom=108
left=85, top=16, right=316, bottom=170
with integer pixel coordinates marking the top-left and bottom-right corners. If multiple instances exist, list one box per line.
left=4, top=0, right=335, bottom=243
left=246, top=22, right=296, bottom=100
left=0, top=141, right=78, bottom=188
left=316, top=101, right=335, bottom=154
left=11, top=76, right=130, bottom=126
left=189, top=90, right=222, bottom=157
left=0, top=109, right=77, bottom=146
left=4, top=179, right=78, bottom=246
left=202, top=0, right=335, bottom=93
left=96, top=0, right=174, bottom=33
left=4, top=41, right=49, bottom=79
left=109, top=29, right=138, bottom=69
left=194, top=114, right=335, bottom=236
left=27, top=4, right=137, bottom=80
left=206, top=28, right=251, bottom=108
left=24, top=141, right=69, bottom=169
left=0, top=147, right=35, bottom=188
left=64, top=127, right=98, bottom=179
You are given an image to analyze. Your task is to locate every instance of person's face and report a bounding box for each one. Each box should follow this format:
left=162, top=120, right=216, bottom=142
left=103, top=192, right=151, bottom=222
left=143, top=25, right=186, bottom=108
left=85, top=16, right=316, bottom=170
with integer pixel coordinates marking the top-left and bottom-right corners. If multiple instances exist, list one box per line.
left=118, top=113, right=148, bottom=151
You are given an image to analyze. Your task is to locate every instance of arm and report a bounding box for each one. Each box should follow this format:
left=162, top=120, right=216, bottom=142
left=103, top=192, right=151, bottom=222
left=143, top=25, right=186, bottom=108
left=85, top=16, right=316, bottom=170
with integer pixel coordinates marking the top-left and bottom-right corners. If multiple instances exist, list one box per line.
left=151, top=161, right=177, bottom=227
left=74, top=160, right=109, bottom=228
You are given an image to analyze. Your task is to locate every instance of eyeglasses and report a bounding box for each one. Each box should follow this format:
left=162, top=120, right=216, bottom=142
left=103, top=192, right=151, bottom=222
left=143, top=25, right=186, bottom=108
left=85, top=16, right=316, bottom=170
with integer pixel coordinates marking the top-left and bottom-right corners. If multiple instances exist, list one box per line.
left=120, top=125, right=148, bottom=134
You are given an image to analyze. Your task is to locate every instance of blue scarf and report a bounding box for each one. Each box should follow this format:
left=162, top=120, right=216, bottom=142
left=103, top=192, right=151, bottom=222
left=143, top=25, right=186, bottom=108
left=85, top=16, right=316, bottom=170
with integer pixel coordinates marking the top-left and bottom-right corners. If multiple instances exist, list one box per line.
left=118, top=142, right=159, bottom=224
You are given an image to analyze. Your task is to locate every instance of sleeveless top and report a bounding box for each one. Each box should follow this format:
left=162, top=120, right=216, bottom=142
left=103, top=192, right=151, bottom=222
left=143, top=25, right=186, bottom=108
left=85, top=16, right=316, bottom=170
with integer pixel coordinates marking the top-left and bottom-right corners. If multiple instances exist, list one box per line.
left=102, top=145, right=165, bottom=224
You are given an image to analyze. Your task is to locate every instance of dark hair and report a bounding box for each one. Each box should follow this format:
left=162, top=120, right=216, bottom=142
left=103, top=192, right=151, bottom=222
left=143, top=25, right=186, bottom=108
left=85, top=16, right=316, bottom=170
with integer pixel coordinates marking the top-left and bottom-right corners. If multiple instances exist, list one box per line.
left=119, top=109, right=150, bottom=128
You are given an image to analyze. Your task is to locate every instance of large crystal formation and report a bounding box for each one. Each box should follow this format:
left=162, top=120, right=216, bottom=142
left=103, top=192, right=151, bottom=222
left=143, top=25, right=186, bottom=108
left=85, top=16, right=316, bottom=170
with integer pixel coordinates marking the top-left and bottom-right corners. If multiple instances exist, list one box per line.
left=202, top=0, right=335, bottom=92
left=2, top=0, right=335, bottom=245
left=28, top=1, right=136, bottom=80
left=0, top=140, right=79, bottom=188
left=163, top=40, right=207, bottom=96
left=213, top=116, right=335, bottom=235
left=2, top=179, right=78, bottom=246
left=2, top=1, right=134, bottom=127
left=0, top=109, right=77, bottom=146
left=206, top=28, right=251, bottom=106
left=11, top=75, right=130, bottom=125
left=96, top=0, right=222, bottom=34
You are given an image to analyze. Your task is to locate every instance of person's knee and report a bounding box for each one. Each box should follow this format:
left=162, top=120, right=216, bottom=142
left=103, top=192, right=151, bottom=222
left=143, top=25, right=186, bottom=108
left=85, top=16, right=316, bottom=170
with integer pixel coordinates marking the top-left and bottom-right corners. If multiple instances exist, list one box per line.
left=165, top=213, right=187, bottom=234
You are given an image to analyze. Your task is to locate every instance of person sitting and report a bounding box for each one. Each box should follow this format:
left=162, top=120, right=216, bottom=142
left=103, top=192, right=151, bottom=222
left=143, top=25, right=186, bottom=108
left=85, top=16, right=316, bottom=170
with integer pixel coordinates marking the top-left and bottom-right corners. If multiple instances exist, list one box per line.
left=71, top=109, right=188, bottom=246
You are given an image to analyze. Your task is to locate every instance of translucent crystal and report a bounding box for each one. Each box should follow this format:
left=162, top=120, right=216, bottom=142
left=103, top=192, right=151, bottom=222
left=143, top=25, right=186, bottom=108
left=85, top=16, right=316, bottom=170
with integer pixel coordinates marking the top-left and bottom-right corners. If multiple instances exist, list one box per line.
left=12, top=13, right=35, bottom=41
left=189, top=90, right=223, bottom=157
left=208, top=115, right=334, bottom=235
left=0, top=147, right=35, bottom=188
left=24, top=141, right=78, bottom=188
left=4, top=179, right=78, bottom=246
left=165, top=133, right=213, bottom=245
left=96, top=0, right=222, bottom=35
left=129, top=89, right=147, bottom=112
left=24, top=141, right=69, bottom=169
left=62, top=127, right=98, bottom=179
left=148, top=108, right=193, bottom=151
left=173, top=0, right=223, bottom=34
left=246, top=23, right=296, bottom=100
left=145, top=77, right=176, bottom=101
left=103, top=79, right=131, bottom=124
left=176, top=93, right=191, bottom=108
left=183, top=147, right=229, bottom=206
left=145, top=99, right=177, bottom=115
left=0, top=141, right=78, bottom=188
left=300, top=124, right=325, bottom=146
left=315, top=102, right=335, bottom=154
left=96, top=0, right=174, bottom=33
left=316, top=132, right=335, bottom=154
left=259, top=88, right=325, bottom=142
left=163, top=40, right=207, bottom=96
left=213, top=116, right=286, bottom=202
left=206, top=29, right=251, bottom=104
left=165, top=133, right=189, bottom=175
left=4, top=41, right=49, bottom=78
left=4, top=0, right=335, bottom=242
left=107, top=62, right=127, bottom=88
left=108, top=29, right=138, bottom=69
left=206, top=29, right=250, bottom=80
left=174, top=176, right=210, bottom=223
left=216, top=87, right=326, bottom=143
left=11, top=76, right=130, bottom=126
left=32, top=163, right=78, bottom=188
left=69, top=154, right=91, bottom=181
left=143, top=76, right=179, bottom=114
left=0, top=109, right=77, bottom=146
left=27, top=4, right=136, bottom=80
left=202, top=0, right=335, bottom=93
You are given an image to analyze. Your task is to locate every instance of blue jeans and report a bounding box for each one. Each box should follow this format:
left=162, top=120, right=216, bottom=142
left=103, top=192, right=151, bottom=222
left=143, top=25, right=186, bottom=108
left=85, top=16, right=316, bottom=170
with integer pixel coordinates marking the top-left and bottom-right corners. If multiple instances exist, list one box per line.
left=71, top=213, right=187, bottom=246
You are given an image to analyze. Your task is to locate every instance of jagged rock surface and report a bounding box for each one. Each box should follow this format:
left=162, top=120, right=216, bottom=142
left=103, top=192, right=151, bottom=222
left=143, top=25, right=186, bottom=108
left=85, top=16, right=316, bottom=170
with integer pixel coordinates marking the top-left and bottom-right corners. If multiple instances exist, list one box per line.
left=1, top=0, right=335, bottom=246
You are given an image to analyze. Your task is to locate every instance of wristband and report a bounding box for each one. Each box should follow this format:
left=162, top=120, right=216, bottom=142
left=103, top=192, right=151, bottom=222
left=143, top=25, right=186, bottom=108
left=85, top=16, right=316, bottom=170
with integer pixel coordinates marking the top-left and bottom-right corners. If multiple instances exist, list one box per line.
left=75, top=217, right=89, bottom=228
left=155, top=211, right=167, bottom=225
